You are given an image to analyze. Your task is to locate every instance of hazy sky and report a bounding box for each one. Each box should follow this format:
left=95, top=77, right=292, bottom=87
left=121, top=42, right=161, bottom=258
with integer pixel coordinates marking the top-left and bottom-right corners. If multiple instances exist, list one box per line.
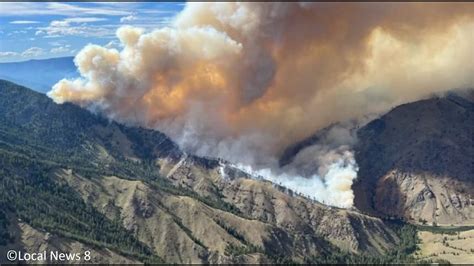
left=0, top=2, right=184, bottom=62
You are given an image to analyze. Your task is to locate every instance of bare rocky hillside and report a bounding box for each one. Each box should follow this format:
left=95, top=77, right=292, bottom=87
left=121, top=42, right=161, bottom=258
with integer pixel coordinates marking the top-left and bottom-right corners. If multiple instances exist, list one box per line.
left=353, top=93, right=474, bottom=226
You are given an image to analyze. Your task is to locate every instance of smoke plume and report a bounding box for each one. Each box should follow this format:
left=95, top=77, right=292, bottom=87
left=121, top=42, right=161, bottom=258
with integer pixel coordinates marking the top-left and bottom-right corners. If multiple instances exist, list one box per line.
left=48, top=3, right=474, bottom=207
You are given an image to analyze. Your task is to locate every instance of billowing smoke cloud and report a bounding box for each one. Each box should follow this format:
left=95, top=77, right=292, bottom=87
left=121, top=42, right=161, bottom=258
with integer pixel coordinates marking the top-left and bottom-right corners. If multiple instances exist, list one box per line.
left=238, top=126, right=359, bottom=208
left=48, top=3, right=474, bottom=207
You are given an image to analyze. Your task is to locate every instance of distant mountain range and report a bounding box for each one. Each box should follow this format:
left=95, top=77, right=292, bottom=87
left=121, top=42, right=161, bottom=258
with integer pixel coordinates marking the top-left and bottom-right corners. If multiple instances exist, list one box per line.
left=0, top=79, right=471, bottom=263
left=0, top=57, right=77, bottom=94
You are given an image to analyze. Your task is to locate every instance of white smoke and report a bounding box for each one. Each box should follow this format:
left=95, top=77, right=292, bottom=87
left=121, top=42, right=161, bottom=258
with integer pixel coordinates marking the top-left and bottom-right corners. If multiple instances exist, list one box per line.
left=237, top=147, right=358, bottom=208
left=230, top=121, right=361, bottom=208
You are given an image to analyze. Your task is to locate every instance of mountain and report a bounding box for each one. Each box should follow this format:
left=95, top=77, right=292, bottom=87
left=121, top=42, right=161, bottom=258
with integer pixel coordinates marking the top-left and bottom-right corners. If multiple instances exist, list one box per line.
left=280, top=92, right=474, bottom=226
left=352, top=93, right=474, bottom=226
left=0, top=57, right=77, bottom=94
left=0, top=79, right=421, bottom=264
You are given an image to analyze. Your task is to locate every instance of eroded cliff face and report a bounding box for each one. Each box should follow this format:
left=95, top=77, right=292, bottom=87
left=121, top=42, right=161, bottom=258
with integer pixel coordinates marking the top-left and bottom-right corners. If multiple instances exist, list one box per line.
left=353, top=94, right=474, bottom=225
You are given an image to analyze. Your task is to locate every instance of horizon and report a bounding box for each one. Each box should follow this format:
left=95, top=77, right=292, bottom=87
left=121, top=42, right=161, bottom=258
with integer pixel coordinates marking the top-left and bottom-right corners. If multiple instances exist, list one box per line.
left=0, top=55, right=74, bottom=64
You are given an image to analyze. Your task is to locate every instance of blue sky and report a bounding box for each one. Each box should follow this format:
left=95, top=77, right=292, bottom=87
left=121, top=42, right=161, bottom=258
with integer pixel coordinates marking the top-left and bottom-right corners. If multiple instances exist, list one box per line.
left=0, top=2, right=185, bottom=62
